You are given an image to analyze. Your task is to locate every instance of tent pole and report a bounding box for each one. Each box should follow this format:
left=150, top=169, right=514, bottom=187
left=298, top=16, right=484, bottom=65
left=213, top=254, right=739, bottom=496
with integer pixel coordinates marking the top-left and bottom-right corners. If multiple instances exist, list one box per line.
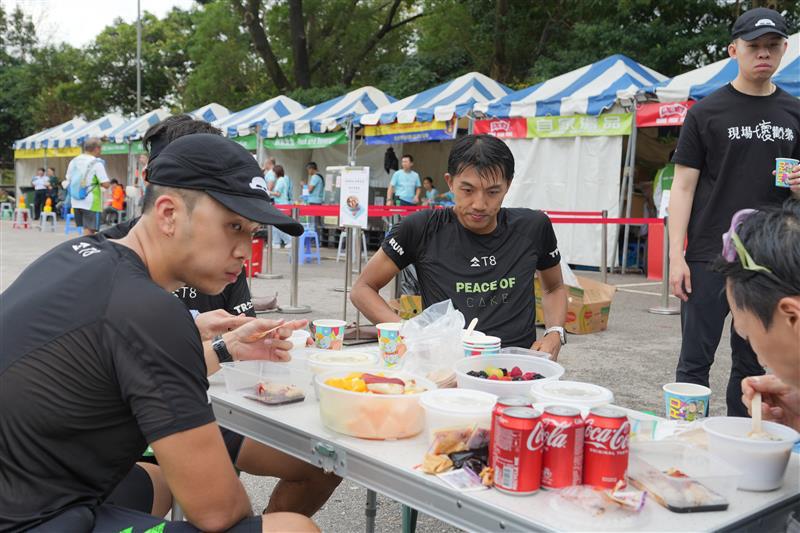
left=614, top=120, right=634, bottom=272
left=347, top=120, right=356, bottom=166
left=256, top=124, right=265, bottom=166
left=621, top=106, right=638, bottom=275
left=467, top=113, right=474, bottom=135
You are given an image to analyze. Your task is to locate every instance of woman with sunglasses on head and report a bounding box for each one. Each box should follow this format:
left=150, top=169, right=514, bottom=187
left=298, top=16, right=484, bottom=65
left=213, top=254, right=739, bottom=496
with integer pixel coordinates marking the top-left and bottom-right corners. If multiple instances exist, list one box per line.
left=713, top=200, right=800, bottom=430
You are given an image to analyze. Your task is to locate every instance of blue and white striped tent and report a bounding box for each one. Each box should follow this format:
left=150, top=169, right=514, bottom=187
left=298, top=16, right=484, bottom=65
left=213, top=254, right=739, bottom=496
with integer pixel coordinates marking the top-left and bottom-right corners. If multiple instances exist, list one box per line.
left=359, top=72, right=510, bottom=125
left=267, top=87, right=396, bottom=137
left=475, top=55, right=666, bottom=118
left=649, top=32, right=799, bottom=102
left=13, top=117, right=87, bottom=150
left=214, top=96, right=305, bottom=138
left=51, top=114, right=127, bottom=148
left=107, top=108, right=171, bottom=143
left=188, top=103, right=230, bottom=124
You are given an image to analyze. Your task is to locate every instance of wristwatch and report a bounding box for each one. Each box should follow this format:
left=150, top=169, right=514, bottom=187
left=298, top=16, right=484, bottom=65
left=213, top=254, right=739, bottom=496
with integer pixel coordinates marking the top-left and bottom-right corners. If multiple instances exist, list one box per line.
left=212, top=335, right=233, bottom=364
left=544, top=326, right=567, bottom=346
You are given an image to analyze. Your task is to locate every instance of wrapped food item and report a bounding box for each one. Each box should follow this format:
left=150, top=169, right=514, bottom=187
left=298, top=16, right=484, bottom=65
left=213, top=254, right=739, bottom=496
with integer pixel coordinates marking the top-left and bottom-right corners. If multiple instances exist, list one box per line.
left=245, top=381, right=305, bottom=405
left=422, top=453, right=453, bottom=474
left=628, top=457, right=728, bottom=513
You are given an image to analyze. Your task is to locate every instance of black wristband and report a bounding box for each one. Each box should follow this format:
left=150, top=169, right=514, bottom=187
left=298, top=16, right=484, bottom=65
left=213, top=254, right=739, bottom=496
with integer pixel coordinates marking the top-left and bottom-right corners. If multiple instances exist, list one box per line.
left=212, top=335, right=233, bottom=364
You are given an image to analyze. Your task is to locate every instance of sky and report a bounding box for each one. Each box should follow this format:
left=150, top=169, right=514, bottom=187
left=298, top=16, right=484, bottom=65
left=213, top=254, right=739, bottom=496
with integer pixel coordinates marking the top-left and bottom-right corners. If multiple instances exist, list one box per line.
left=2, top=0, right=196, bottom=48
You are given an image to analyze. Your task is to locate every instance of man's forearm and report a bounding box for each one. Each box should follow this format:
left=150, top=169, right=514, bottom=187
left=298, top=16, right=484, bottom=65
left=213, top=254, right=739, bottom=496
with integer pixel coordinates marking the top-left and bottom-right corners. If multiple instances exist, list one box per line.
left=667, top=186, right=694, bottom=259
left=351, top=283, right=399, bottom=325
left=541, top=285, right=567, bottom=329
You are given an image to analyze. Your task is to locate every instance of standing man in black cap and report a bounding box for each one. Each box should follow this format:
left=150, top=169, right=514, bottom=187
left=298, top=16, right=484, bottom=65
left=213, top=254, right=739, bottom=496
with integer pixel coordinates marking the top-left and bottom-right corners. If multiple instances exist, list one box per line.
left=0, top=134, right=318, bottom=532
left=668, top=7, right=800, bottom=416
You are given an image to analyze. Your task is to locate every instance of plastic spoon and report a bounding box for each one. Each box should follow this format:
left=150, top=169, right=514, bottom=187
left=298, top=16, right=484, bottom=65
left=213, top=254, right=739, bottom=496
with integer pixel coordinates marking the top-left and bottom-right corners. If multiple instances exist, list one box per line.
left=747, top=392, right=773, bottom=440
left=465, top=318, right=478, bottom=337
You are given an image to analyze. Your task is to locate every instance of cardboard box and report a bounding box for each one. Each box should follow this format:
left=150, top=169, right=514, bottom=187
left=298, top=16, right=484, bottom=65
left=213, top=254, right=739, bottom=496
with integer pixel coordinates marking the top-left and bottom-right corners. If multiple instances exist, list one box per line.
left=389, top=294, right=423, bottom=320
left=534, top=276, right=616, bottom=335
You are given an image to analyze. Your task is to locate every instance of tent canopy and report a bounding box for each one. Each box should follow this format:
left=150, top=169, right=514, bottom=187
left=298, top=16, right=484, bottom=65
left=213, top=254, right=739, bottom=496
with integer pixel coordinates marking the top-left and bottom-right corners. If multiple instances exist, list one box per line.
left=646, top=32, right=799, bottom=101
left=108, top=108, right=171, bottom=143
left=213, top=96, right=305, bottom=138
left=267, top=87, right=396, bottom=137
left=189, top=103, right=230, bottom=124
left=52, top=114, right=127, bottom=148
left=476, top=55, right=666, bottom=118
left=360, top=72, right=510, bottom=125
left=13, top=117, right=87, bottom=150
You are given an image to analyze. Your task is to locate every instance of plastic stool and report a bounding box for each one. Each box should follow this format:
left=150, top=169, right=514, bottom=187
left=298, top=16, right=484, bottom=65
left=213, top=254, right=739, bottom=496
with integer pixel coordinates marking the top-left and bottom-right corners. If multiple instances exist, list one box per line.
left=39, top=211, right=57, bottom=232
left=0, top=202, right=12, bottom=220
left=64, top=213, right=82, bottom=235
left=290, top=228, right=321, bottom=264
left=336, top=230, right=368, bottom=263
left=12, top=208, right=32, bottom=229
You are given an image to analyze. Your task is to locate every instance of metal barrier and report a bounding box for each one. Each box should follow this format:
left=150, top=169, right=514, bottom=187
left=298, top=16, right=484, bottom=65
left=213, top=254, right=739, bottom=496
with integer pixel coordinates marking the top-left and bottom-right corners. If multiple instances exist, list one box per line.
left=278, top=207, right=311, bottom=314
left=256, top=227, right=282, bottom=280
left=648, top=217, right=679, bottom=315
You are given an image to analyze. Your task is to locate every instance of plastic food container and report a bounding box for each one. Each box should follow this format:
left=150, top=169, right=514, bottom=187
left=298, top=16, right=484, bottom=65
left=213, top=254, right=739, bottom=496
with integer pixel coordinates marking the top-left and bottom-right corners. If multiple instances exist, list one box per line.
left=703, top=417, right=799, bottom=491
left=530, top=380, right=613, bottom=416
left=221, top=359, right=314, bottom=399
left=499, top=346, right=553, bottom=359
left=289, top=330, right=311, bottom=350
left=630, top=440, right=742, bottom=499
left=306, top=349, right=378, bottom=375
left=454, top=354, right=564, bottom=397
left=316, top=370, right=436, bottom=440
left=420, top=388, right=497, bottom=444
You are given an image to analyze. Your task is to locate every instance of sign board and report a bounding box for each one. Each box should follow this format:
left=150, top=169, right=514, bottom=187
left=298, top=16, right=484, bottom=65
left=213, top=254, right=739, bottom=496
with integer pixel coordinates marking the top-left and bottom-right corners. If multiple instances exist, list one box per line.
left=636, top=101, right=695, bottom=127
left=338, top=166, right=370, bottom=229
left=363, top=119, right=457, bottom=145
left=264, top=131, right=347, bottom=150
left=526, top=113, right=632, bottom=138
left=473, top=118, right=527, bottom=139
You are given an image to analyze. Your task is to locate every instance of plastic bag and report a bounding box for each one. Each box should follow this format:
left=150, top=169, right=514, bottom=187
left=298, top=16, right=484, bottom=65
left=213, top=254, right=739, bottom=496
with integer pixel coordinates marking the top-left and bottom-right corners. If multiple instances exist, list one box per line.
left=400, top=300, right=464, bottom=379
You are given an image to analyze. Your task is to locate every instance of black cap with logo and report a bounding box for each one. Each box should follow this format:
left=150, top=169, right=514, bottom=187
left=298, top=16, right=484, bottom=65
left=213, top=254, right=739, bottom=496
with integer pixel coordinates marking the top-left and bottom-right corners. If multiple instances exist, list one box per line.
left=732, top=8, right=789, bottom=41
left=146, top=133, right=303, bottom=236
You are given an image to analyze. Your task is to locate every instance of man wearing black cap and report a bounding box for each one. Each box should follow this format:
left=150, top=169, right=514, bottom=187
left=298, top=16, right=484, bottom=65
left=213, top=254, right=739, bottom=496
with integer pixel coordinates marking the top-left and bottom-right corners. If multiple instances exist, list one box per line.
left=668, top=7, right=800, bottom=416
left=0, top=134, right=318, bottom=532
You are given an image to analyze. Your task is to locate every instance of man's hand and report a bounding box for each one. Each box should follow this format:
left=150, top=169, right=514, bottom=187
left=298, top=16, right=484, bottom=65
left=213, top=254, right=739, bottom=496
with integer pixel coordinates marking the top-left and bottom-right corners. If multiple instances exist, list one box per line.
left=774, top=163, right=800, bottom=195
left=742, top=375, right=800, bottom=432
left=532, top=332, right=562, bottom=361
left=227, top=318, right=309, bottom=363
left=669, top=255, right=692, bottom=302
left=195, top=309, right=254, bottom=341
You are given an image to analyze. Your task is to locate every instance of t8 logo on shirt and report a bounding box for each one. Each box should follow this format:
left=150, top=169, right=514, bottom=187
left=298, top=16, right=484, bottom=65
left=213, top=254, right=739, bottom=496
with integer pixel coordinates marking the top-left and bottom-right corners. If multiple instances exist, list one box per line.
left=174, top=286, right=198, bottom=299
left=470, top=255, right=496, bottom=267
left=727, top=121, right=795, bottom=143
left=233, top=301, right=253, bottom=314
left=71, top=242, right=101, bottom=258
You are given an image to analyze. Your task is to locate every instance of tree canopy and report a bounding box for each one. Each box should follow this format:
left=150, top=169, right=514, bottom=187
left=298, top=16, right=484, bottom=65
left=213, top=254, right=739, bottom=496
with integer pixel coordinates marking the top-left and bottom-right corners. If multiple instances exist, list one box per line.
left=2, top=0, right=798, bottom=163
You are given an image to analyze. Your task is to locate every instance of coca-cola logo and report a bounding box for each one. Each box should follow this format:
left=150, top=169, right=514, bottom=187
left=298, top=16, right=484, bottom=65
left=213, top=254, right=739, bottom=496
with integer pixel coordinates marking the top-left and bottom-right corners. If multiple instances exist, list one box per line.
left=585, top=421, right=630, bottom=451
left=545, top=422, right=569, bottom=449
left=526, top=421, right=546, bottom=452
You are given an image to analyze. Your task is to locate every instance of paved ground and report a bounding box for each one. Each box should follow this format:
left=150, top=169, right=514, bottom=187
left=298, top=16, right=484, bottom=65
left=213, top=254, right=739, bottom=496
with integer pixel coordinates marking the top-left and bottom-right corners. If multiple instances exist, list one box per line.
left=0, top=219, right=737, bottom=532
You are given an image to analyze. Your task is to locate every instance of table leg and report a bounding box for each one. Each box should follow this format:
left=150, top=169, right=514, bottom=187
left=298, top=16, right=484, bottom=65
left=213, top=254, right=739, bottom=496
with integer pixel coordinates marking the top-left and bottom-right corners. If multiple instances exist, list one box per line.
left=365, top=489, right=378, bottom=533
left=401, top=505, right=418, bottom=533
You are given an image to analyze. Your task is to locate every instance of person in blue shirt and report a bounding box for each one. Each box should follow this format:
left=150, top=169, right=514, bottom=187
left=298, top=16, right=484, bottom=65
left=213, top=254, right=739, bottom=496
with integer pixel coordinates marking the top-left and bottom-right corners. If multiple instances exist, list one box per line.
left=387, top=154, right=421, bottom=206
left=305, top=162, right=325, bottom=205
left=269, top=165, right=292, bottom=247
left=421, top=176, right=439, bottom=206
left=262, top=157, right=277, bottom=194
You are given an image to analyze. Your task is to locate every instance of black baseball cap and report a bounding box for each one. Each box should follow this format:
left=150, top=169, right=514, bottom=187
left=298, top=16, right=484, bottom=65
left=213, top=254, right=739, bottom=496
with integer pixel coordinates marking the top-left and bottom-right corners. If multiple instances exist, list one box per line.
left=732, top=8, right=789, bottom=41
left=146, top=133, right=303, bottom=236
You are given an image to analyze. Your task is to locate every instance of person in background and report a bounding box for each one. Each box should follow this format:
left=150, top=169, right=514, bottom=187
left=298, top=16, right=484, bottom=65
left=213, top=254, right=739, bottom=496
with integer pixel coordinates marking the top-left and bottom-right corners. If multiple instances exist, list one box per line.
left=305, top=162, right=325, bottom=205
left=270, top=165, right=293, bottom=248
left=421, top=176, right=438, bottom=206
left=46, top=167, right=60, bottom=212
left=263, top=157, right=277, bottom=194
left=653, top=150, right=675, bottom=218
left=66, top=138, right=112, bottom=235
left=103, top=178, right=126, bottom=224
left=387, top=154, right=421, bottom=206
left=31, top=167, right=49, bottom=220
left=668, top=7, right=800, bottom=416
left=710, top=201, right=800, bottom=431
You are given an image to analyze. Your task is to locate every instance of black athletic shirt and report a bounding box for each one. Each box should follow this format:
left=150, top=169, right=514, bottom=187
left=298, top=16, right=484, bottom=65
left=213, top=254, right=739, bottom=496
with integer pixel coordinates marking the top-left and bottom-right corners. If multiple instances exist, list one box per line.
left=103, top=218, right=256, bottom=317
left=382, top=208, right=560, bottom=348
left=0, top=235, right=214, bottom=531
left=673, top=84, right=800, bottom=261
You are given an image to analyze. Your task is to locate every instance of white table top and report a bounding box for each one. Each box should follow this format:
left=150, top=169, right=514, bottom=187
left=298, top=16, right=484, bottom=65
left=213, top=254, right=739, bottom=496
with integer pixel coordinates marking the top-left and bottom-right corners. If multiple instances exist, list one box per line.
left=209, top=377, right=800, bottom=533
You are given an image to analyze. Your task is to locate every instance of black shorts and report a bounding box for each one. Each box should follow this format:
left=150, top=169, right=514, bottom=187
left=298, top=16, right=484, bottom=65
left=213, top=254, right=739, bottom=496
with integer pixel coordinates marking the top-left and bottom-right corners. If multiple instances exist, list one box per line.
left=29, top=503, right=263, bottom=532
left=74, top=208, right=102, bottom=231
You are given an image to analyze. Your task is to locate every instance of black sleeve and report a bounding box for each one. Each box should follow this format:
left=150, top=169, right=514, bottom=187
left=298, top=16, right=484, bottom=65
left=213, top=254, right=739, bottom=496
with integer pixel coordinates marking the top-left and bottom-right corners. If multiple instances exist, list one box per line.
left=110, top=292, right=214, bottom=444
left=535, top=213, right=561, bottom=271
left=380, top=211, right=429, bottom=270
left=672, top=109, right=705, bottom=170
left=100, top=217, right=139, bottom=239
left=224, top=269, right=256, bottom=317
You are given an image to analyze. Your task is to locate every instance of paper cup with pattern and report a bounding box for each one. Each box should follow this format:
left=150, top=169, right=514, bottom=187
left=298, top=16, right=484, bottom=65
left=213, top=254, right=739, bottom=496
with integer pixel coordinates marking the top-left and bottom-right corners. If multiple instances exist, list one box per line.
left=377, top=322, right=406, bottom=367
left=663, top=382, right=711, bottom=421
left=776, top=158, right=799, bottom=188
left=313, top=319, right=346, bottom=350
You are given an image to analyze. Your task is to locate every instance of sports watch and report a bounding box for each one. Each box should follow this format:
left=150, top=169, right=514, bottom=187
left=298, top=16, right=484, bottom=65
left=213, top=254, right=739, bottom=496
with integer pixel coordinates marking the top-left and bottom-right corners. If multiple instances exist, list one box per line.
left=212, top=335, right=234, bottom=364
left=543, top=326, right=567, bottom=346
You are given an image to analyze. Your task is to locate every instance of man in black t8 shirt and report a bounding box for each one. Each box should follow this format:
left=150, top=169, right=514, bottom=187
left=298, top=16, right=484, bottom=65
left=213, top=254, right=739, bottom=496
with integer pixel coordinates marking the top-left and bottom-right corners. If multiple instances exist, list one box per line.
left=668, top=8, right=800, bottom=416
left=351, top=134, right=568, bottom=359
left=0, top=134, right=319, bottom=532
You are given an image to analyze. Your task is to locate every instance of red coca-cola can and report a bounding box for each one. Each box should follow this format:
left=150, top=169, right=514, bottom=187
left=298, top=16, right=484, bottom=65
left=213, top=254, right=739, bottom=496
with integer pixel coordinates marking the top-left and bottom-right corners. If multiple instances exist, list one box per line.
left=491, top=407, right=544, bottom=495
left=583, top=407, right=630, bottom=488
left=541, top=405, right=584, bottom=489
left=489, top=397, right=532, bottom=466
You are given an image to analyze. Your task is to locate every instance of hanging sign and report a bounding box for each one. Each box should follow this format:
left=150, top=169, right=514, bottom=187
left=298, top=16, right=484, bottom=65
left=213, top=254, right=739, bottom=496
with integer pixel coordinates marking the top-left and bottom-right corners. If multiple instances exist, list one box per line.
left=473, top=118, right=527, bottom=139
left=264, top=131, right=347, bottom=150
left=635, top=101, right=695, bottom=127
left=339, top=166, right=370, bottom=229
left=364, top=119, right=457, bottom=144
left=526, top=113, right=632, bottom=138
